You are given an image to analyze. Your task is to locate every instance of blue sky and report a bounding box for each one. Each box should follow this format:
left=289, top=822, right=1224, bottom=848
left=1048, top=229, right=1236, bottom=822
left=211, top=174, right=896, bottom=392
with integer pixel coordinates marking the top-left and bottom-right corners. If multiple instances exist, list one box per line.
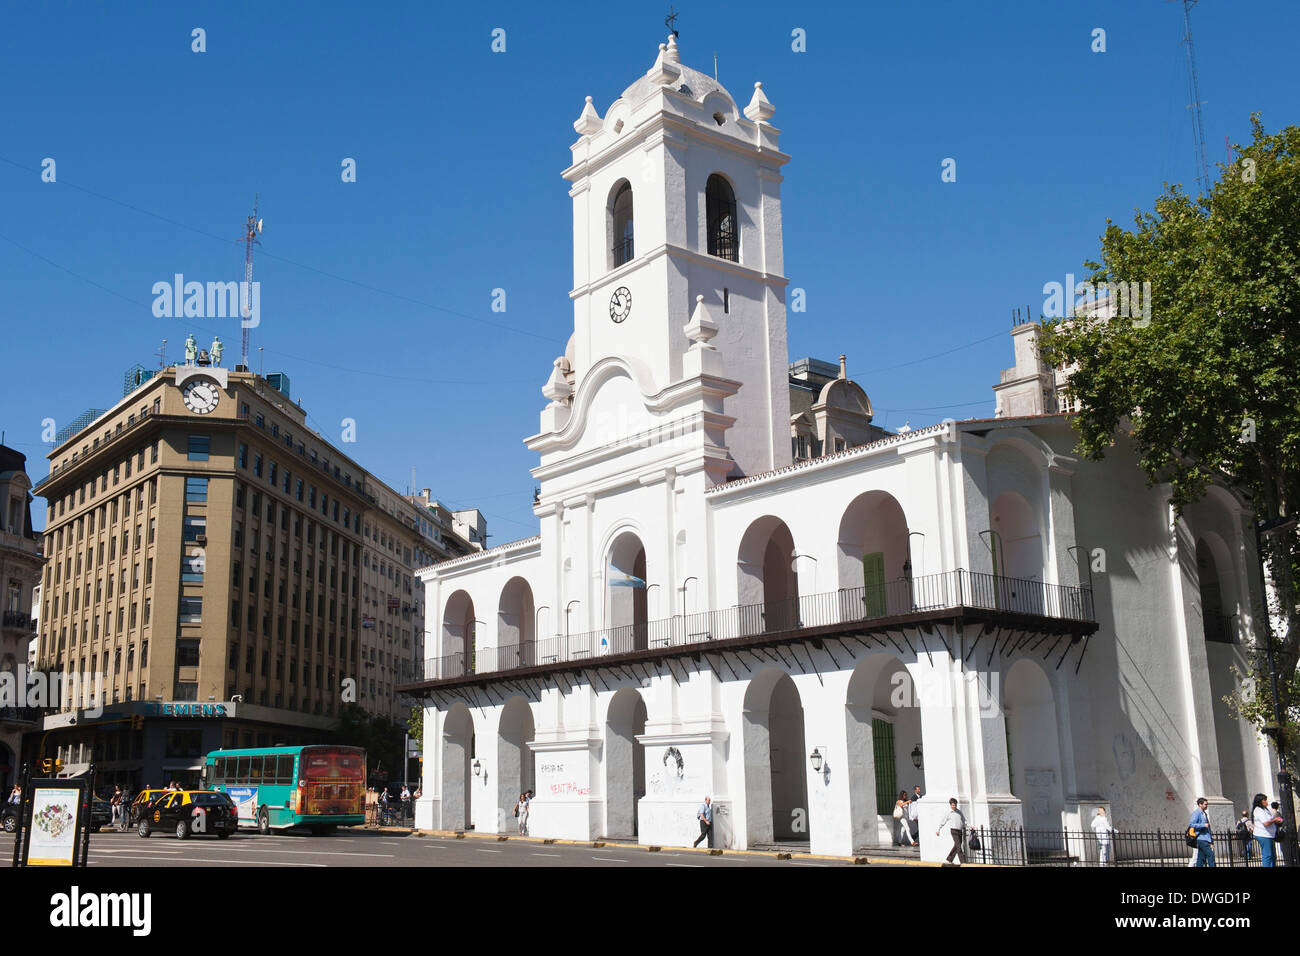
left=1, top=0, right=1296, bottom=539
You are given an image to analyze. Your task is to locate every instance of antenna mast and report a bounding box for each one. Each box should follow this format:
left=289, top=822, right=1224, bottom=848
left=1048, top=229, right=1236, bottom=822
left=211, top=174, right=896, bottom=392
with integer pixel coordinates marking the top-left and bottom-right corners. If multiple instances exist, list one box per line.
left=1178, top=0, right=1211, bottom=194
left=240, top=197, right=263, bottom=371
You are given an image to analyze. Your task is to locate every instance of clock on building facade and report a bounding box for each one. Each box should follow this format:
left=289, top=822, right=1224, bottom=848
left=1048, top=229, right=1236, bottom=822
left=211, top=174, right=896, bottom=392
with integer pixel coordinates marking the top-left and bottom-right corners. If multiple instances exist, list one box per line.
left=182, top=378, right=221, bottom=414
left=609, top=286, right=632, bottom=324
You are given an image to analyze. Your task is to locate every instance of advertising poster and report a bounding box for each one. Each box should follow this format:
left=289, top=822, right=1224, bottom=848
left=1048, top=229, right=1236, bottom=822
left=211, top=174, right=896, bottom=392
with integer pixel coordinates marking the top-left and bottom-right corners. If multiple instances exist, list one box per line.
left=26, top=787, right=81, bottom=866
left=226, top=786, right=259, bottom=824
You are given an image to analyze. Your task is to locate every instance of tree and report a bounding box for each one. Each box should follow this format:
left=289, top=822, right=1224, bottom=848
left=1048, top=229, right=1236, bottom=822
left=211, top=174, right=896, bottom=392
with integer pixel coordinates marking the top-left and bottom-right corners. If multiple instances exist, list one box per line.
left=334, top=704, right=405, bottom=784
left=1037, top=115, right=1300, bottom=774
left=407, top=704, right=424, bottom=753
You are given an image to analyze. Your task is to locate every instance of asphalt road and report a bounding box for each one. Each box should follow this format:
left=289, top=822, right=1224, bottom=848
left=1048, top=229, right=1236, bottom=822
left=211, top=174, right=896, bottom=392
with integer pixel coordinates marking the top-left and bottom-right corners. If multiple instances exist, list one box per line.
left=0, top=827, right=870, bottom=867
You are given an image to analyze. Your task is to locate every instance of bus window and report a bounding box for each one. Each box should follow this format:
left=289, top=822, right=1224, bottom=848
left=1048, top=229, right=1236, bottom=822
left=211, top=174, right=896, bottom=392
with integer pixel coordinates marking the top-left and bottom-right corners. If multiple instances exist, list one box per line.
left=277, top=755, right=294, bottom=783
left=235, top=756, right=250, bottom=783
left=249, top=757, right=262, bottom=783
left=213, top=757, right=226, bottom=784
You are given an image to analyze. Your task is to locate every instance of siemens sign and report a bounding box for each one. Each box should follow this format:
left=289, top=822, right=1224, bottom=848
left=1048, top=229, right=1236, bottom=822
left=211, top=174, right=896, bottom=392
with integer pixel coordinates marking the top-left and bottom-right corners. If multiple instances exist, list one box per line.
left=142, top=702, right=229, bottom=718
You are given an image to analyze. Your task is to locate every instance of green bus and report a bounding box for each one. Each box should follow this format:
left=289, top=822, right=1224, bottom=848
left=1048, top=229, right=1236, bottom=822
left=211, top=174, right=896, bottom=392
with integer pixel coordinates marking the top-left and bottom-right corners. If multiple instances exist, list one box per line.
left=202, top=745, right=366, bottom=834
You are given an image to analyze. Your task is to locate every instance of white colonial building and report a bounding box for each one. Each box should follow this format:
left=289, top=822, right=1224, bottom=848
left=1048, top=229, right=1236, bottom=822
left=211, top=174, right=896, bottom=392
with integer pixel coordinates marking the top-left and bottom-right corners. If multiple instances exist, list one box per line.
left=408, top=36, right=1274, bottom=861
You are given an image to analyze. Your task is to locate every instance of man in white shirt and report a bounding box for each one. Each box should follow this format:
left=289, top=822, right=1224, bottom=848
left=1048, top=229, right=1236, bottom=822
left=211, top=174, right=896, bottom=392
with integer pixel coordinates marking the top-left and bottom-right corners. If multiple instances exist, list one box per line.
left=692, top=796, right=714, bottom=848
left=1090, top=806, right=1116, bottom=865
left=936, top=797, right=967, bottom=865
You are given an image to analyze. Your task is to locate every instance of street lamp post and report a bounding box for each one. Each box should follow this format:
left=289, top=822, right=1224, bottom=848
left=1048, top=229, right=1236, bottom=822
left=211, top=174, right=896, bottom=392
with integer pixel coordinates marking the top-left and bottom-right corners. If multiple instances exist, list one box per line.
left=565, top=600, right=581, bottom=657
left=679, top=577, right=698, bottom=642
left=532, top=605, right=549, bottom=667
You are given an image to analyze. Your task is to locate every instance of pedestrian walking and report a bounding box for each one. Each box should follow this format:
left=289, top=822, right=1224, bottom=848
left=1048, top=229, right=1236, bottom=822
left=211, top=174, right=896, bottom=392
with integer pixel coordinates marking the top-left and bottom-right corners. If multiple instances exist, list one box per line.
left=936, top=797, right=967, bottom=865
left=1252, top=793, right=1284, bottom=867
left=7, top=784, right=20, bottom=806
left=1270, top=802, right=1291, bottom=867
left=692, top=795, right=714, bottom=848
left=894, top=791, right=915, bottom=846
left=908, top=786, right=922, bottom=845
left=516, top=789, right=532, bottom=836
left=400, top=785, right=411, bottom=822
left=1235, top=810, right=1254, bottom=860
left=1189, top=796, right=1214, bottom=867
left=110, top=786, right=123, bottom=828
left=1090, top=807, right=1116, bottom=865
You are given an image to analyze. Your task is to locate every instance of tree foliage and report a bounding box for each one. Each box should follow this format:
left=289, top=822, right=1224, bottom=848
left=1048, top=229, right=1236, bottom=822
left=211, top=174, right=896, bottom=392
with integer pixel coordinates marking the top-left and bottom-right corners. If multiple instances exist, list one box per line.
left=334, top=703, right=406, bottom=783
left=1037, top=116, right=1300, bottom=769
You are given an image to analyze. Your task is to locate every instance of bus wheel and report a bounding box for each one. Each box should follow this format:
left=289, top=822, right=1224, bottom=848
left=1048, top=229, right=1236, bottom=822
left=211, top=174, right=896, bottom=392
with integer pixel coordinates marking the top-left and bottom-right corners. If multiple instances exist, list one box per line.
left=309, top=825, right=323, bottom=836
left=258, top=808, right=270, bottom=835
left=322, top=825, right=336, bottom=835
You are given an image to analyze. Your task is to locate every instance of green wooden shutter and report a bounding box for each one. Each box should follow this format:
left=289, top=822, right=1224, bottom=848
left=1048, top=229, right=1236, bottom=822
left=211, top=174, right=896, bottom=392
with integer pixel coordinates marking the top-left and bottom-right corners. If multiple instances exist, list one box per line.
left=873, top=718, right=897, bottom=816
left=863, top=552, right=886, bottom=618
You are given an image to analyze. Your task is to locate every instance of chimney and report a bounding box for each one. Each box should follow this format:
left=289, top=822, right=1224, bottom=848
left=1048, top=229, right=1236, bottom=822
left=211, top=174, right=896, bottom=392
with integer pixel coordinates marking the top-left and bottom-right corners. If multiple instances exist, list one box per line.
left=838, top=354, right=846, bottom=379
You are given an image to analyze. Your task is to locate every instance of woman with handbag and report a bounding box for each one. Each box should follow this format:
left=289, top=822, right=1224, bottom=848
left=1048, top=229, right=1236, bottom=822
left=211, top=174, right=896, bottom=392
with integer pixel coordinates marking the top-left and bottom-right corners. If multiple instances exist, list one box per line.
left=894, top=791, right=915, bottom=846
left=1252, top=793, right=1284, bottom=866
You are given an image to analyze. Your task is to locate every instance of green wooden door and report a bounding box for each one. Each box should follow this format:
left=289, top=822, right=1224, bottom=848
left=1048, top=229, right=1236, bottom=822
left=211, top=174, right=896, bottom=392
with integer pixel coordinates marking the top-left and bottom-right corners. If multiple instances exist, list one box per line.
left=863, top=552, right=886, bottom=618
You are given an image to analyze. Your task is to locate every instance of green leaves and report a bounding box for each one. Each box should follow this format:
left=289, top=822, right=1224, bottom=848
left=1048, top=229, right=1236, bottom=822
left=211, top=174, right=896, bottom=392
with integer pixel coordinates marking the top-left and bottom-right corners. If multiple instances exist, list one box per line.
left=1039, top=115, right=1300, bottom=763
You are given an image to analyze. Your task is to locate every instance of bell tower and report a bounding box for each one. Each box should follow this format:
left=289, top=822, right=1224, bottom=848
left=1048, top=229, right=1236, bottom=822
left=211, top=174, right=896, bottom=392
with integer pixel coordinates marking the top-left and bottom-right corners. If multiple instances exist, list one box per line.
left=552, top=35, right=793, bottom=479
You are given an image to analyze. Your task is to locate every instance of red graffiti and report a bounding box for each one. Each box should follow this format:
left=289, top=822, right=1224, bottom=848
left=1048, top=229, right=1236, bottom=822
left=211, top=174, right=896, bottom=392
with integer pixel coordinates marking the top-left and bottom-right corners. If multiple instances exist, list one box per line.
left=549, top=782, right=591, bottom=796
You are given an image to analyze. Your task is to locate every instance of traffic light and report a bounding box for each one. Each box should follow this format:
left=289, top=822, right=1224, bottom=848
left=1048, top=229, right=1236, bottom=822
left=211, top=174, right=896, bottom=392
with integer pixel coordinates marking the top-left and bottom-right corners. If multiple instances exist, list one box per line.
left=130, top=715, right=144, bottom=730
left=53, top=758, right=63, bottom=775
left=38, top=758, right=51, bottom=775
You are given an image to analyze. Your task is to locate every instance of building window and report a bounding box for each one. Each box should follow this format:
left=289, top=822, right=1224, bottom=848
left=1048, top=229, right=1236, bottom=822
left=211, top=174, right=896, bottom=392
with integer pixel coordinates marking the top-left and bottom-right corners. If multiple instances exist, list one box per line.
left=176, top=639, right=201, bottom=667
left=610, top=180, right=634, bottom=267
left=706, top=174, right=738, bottom=261
left=179, top=596, right=203, bottom=624
left=187, top=435, right=210, bottom=461
left=185, top=477, right=209, bottom=502
left=182, top=516, right=206, bottom=542
left=253, top=454, right=263, bottom=477
left=182, top=553, right=204, bottom=583
left=173, top=683, right=198, bottom=702
left=238, top=443, right=248, bottom=468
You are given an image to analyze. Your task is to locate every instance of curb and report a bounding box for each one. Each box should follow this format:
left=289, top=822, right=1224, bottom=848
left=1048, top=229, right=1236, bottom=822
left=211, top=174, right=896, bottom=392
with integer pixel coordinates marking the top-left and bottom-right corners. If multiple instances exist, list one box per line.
left=409, top=828, right=990, bottom=866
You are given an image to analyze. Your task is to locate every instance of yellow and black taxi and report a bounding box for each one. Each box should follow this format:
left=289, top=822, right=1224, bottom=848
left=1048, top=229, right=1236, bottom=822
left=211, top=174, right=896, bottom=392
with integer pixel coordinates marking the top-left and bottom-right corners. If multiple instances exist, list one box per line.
left=127, top=788, right=170, bottom=828
left=137, top=789, right=238, bottom=839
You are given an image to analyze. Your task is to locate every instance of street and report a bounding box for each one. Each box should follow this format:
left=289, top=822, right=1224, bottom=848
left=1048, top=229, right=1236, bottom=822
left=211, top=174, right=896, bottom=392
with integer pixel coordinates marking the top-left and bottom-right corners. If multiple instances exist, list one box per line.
left=0, top=827, right=876, bottom=868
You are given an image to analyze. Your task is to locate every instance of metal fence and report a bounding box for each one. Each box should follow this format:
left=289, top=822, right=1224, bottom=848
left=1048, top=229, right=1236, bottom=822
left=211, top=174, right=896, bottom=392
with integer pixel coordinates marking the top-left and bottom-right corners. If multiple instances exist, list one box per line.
left=423, top=569, right=1095, bottom=680
left=968, top=826, right=1295, bottom=867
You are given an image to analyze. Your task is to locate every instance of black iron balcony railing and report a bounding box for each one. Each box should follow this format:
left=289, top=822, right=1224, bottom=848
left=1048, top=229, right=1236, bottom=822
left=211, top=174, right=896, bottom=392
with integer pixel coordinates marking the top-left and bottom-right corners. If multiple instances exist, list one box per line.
left=423, top=569, right=1095, bottom=681
left=2, top=611, right=33, bottom=630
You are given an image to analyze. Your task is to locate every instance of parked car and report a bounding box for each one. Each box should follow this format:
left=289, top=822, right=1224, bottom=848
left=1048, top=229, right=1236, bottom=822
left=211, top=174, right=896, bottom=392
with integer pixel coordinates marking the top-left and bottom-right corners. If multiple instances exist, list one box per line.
left=4, top=796, right=114, bottom=833
left=138, top=790, right=238, bottom=839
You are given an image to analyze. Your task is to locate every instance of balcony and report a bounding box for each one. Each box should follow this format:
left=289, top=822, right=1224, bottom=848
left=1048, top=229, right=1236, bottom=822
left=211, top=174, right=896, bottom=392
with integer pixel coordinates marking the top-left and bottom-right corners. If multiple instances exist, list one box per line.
left=411, top=569, right=1098, bottom=687
left=2, top=611, right=33, bottom=631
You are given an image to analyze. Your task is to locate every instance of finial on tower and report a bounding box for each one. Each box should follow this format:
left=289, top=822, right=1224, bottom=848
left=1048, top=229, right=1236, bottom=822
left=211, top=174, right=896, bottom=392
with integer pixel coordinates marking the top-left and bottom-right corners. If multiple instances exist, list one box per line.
left=744, top=81, right=776, bottom=124
left=839, top=354, right=846, bottom=379
left=665, top=4, right=679, bottom=38
left=574, top=95, right=602, bottom=136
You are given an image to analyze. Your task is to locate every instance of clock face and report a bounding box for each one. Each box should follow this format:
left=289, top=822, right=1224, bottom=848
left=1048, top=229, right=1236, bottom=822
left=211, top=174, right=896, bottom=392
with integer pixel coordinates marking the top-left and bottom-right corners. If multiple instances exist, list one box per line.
left=182, top=378, right=221, bottom=415
left=609, top=286, right=632, bottom=324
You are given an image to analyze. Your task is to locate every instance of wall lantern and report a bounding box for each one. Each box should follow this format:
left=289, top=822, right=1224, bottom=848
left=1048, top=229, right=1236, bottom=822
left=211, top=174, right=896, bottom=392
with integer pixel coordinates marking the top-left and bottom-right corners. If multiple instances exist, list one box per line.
left=911, top=745, right=923, bottom=770
left=472, top=759, right=482, bottom=777
left=809, top=748, right=823, bottom=772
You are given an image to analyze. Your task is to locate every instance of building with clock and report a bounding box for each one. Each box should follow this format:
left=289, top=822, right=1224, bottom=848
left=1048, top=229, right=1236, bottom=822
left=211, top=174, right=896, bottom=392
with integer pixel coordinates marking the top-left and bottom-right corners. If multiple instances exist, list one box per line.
left=29, top=359, right=481, bottom=789
left=404, top=34, right=1273, bottom=861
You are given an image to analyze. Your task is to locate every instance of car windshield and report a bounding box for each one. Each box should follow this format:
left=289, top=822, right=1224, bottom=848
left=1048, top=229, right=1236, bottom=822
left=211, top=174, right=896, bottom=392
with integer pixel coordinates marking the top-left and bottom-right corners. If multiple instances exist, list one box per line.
left=192, top=793, right=229, bottom=806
